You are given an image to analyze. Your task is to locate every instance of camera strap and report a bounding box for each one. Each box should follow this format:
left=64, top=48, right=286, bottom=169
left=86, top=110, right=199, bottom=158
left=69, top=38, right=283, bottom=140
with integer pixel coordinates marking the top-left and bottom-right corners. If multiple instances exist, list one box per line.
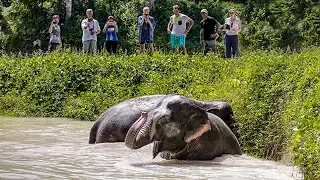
left=88, top=19, right=94, bottom=30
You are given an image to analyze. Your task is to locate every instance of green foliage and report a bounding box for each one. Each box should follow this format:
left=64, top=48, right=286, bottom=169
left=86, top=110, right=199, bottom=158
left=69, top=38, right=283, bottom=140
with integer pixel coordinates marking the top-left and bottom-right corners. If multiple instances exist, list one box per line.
left=1, top=0, right=318, bottom=53
left=1, top=48, right=320, bottom=178
left=242, top=0, right=320, bottom=50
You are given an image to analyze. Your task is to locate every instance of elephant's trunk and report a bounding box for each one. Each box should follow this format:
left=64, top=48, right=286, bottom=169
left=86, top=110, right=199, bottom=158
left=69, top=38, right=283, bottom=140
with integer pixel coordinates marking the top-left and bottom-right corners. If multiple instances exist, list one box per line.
left=125, top=112, right=152, bottom=149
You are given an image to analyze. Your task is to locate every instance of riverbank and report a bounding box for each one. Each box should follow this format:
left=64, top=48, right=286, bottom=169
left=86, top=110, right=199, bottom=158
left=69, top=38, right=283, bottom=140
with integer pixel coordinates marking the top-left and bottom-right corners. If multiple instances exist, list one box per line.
left=1, top=49, right=319, bottom=179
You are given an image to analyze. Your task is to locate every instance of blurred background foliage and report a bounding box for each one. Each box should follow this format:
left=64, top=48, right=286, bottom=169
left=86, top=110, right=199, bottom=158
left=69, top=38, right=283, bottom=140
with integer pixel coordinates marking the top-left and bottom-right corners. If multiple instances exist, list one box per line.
left=0, top=0, right=319, bottom=54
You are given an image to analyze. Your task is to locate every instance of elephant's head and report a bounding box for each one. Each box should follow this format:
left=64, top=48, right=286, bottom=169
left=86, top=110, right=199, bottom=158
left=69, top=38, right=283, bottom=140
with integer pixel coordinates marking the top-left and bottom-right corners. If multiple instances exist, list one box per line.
left=124, top=95, right=211, bottom=159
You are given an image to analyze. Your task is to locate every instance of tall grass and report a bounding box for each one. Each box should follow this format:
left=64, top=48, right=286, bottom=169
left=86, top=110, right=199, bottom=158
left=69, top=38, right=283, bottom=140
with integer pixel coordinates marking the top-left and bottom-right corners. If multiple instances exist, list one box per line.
left=0, top=49, right=319, bottom=179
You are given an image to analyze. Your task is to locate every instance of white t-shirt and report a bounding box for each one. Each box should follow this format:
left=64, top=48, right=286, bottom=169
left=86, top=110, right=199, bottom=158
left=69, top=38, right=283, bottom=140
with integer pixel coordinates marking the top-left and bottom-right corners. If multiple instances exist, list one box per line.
left=170, top=13, right=190, bottom=36
left=81, top=18, right=101, bottom=42
left=225, top=17, right=241, bottom=35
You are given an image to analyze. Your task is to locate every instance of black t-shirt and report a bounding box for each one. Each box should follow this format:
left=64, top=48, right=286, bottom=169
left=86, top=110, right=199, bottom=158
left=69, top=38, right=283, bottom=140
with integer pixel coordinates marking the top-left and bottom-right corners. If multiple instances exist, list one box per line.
left=200, top=16, right=219, bottom=40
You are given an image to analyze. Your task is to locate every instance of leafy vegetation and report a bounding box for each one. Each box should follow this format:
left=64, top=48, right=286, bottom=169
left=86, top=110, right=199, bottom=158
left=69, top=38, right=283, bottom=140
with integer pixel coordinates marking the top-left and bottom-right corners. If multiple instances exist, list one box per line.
left=0, top=49, right=319, bottom=179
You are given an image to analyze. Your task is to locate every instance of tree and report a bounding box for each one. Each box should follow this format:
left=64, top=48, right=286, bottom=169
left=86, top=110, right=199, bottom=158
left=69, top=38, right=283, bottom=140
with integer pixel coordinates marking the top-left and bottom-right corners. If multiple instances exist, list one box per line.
left=66, top=0, right=72, bottom=19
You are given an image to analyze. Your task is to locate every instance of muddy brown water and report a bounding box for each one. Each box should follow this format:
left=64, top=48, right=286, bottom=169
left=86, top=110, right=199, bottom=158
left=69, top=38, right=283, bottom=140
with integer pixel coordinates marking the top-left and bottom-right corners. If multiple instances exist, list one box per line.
left=0, top=117, right=302, bottom=179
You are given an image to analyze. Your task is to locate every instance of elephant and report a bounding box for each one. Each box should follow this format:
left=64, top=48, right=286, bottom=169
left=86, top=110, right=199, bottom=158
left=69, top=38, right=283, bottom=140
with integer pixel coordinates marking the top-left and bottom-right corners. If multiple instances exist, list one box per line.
left=89, top=94, right=239, bottom=144
left=124, top=95, right=242, bottom=160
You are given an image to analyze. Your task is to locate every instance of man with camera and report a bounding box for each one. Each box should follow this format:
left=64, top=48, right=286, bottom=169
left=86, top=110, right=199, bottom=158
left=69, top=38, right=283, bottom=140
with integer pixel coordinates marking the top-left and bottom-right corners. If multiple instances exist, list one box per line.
left=81, top=9, right=101, bottom=55
left=167, top=5, right=194, bottom=55
left=48, top=15, right=62, bottom=52
left=200, top=9, right=220, bottom=55
left=224, top=9, right=241, bottom=58
left=138, top=7, right=156, bottom=55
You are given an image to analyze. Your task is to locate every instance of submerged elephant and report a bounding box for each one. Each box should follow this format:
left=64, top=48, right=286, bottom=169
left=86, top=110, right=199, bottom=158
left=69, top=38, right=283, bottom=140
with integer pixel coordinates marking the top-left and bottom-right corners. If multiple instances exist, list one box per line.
left=89, top=94, right=239, bottom=144
left=125, top=95, right=242, bottom=160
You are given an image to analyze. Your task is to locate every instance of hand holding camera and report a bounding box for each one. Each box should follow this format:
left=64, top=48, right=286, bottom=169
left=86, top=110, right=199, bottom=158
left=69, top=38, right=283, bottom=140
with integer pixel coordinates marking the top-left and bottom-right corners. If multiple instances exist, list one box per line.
left=225, top=24, right=231, bottom=30
left=89, top=28, right=95, bottom=35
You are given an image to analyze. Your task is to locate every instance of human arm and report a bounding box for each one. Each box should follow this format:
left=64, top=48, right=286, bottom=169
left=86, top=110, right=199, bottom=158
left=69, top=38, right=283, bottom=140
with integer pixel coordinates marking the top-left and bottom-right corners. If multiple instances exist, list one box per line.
left=95, top=20, right=101, bottom=34
left=184, top=17, right=194, bottom=35
left=138, top=16, right=145, bottom=27
left=103, top=24, right=107, bottom=33
left=233, top=19, right=241, bottom=33
left=167, top=20, right=172, bottom=34
left=147, top=17, right=156, bottom=30
left=49, top=22, right=54, bottom=33
left=115, top=24, right=118, bottom=33
left=210, top=21, right=220, bottom=39
left=200, top=28, right=204, bottom=44
left=223, top=18, right=228, bottom=31
left=81, top=20, right=89, bottom=30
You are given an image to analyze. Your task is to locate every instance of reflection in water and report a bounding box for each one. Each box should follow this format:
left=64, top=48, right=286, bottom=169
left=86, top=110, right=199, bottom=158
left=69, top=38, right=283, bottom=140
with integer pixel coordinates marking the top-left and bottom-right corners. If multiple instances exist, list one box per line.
left=0, top=117, right=302, bottom=179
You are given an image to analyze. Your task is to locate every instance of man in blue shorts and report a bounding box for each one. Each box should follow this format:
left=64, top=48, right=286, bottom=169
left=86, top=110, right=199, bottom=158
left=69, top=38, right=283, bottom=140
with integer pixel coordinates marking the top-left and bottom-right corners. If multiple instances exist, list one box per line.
left=167, top=5, right=194, bottom=55
left=138, top=7, right=156, bottom=55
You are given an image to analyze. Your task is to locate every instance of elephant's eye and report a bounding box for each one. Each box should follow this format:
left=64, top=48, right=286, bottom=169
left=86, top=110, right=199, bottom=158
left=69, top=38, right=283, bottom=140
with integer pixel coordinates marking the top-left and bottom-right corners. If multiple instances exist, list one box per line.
left=159, top=116, right=170, bottom=124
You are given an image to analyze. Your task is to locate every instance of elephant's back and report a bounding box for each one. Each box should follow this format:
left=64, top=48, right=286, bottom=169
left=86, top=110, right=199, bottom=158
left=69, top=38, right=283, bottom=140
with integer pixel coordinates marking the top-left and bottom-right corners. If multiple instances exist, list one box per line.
left=100, top=94, right=166, bottom=121
left=93, top=95, right=166, bottom=143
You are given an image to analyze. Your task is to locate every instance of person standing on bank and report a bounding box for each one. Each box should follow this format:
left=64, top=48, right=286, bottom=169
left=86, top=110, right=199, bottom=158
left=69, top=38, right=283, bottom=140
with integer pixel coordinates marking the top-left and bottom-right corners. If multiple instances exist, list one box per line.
left=224, top=9, right=241, bottom=58
left=200, top=9, right=220, bottom=55
left=167, top=5, right=194, bottom=55
left=103, top=16, right=118, bottom=54
left=81, top=9, right=101, bottom=55
left=48, top=15, right=62, bottom=52
left=138, top=7, right=156, bottom=55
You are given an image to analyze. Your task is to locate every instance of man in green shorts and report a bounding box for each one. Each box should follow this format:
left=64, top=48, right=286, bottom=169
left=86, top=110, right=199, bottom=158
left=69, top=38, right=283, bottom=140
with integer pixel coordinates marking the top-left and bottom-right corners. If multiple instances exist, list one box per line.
left=167, top=5, right=194, bottom=55
left=200, top=9, right=220, bottom=55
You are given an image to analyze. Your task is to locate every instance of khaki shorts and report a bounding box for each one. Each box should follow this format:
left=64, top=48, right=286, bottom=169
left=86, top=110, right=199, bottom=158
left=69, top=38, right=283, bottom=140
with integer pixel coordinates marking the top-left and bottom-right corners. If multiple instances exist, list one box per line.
left=202, top=40, right=216, bottom=49
left=83, top=40, right=97, bottom=53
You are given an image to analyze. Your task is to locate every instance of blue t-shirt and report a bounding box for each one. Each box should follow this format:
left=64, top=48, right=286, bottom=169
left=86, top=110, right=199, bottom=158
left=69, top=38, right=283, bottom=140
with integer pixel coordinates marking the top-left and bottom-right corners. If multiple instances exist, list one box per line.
left=105, top=25, right=118, bottom=41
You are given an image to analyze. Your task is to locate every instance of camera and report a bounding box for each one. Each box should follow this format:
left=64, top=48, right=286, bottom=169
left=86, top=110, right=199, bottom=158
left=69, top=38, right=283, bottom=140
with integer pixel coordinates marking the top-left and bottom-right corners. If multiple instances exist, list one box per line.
left=52, top=21, right=57, bottom=24
left=225, top=24, right=230, bottom=30
left=89, top=28, right=94, bottom=35
left=178, top=20, right=182, bottom=25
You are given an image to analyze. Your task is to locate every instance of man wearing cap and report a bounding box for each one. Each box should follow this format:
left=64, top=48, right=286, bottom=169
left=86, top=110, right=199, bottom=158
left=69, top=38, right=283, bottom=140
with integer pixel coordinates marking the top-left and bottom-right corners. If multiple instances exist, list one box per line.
left=167, top=5, right=194, bottom=55
left=138, top=7, right=156, bottom=55
left=224, top=9, right=241, bottom=58
left=48, top=15, right=62, bottom=52
left=81, top=9, right=101, bottom=55
left=200, top=9, right=220, bottom=55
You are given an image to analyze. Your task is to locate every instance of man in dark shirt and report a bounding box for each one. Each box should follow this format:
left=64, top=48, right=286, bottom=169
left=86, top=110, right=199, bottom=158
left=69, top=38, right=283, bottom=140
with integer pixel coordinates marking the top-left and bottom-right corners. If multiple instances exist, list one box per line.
left=200, top=9, right=220, bottom=55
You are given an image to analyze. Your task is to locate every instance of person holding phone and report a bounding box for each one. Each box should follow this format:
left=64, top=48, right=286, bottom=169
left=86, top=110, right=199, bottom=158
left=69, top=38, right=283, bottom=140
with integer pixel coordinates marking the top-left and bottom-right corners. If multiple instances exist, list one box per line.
left=167, top=5, right=194, bottom=55
left=48, top=15, right=62, bottom=52
left=224, top=9, right=241, bottom=58
left=103, top=16, right=118, bottom=54
left=138, top=7, right=156, bottom=55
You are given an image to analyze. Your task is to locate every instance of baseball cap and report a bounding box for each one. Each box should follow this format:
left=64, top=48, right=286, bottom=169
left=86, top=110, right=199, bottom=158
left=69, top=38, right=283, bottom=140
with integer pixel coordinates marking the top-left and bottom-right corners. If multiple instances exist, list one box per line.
left=229, top=9, right=235, bottom=13
left=86, top=9, right=93, bottom=13
left=200, top=9, right=208, bottom=14
left=173, top=5, right=180, bottom=10
left=52, top=15, right=60, bottom=19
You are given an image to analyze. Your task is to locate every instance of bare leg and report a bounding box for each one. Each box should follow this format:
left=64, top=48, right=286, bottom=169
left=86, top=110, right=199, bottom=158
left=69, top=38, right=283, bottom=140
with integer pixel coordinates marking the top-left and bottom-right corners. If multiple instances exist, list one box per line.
left=175, top=48, right=179, bottom=54
left=147, top=43, right=154, bottom=55
left=140, top=44, right=145, bottom=54
left=182, top=46, right=187, bottom=55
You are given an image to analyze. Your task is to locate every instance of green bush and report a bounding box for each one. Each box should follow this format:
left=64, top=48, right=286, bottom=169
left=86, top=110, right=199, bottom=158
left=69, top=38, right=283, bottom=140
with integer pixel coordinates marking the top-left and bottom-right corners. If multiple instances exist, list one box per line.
left=0, top=48, right=320, bottom=178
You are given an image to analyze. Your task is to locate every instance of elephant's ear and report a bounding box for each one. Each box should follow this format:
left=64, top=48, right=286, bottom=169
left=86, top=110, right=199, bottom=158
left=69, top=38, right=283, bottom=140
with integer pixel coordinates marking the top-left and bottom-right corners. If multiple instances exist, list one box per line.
left=207, top=108, right=220, bottom=116
left=182, top=102, right=211, bottom=143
